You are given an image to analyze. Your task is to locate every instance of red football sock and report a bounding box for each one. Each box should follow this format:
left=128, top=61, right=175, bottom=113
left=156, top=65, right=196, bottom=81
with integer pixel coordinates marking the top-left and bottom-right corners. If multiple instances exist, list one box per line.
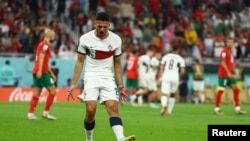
left=215, top=90, right=224, bottom=107
left=233, top=89, right=240, bottom=106
left=44, top=93, right=55, bottom=112
left=132, top=89, right=137, bottom=95
left=29, top=96, right=39, bottom=113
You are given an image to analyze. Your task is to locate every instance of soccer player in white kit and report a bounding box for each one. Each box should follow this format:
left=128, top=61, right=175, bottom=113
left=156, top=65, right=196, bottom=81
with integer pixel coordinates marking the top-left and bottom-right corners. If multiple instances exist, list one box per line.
left=159, top=45, right=186, bottom=116
left=67, top=12, right=136, bottom=141
left=136, top=47, right=154, bottom=106
left=145, top=52, right=162, bottom=108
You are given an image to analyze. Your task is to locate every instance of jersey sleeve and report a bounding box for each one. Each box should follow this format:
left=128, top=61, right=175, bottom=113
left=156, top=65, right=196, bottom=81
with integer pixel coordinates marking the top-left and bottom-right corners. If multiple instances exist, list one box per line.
left=160, top=56, right=166, bottom=65
left=180, top=57, right=185, bottom=67
left=114, top=37, right=122, bottom=56
left=42, top=44, right=49, bottom=52
left=77, top=36, right=87, bottom=54
left=220, top=50, right=227, bottom=60
left=151, top=58, right=159, bottom=66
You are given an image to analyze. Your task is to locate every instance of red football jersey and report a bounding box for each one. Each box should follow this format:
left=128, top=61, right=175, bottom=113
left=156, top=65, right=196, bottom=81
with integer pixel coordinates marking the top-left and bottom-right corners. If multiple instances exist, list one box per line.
left=126, top=55, right=139, bottom=79
left=32, top=40, right=51, bottom=74
left=218, top=48, right=234, bottom=77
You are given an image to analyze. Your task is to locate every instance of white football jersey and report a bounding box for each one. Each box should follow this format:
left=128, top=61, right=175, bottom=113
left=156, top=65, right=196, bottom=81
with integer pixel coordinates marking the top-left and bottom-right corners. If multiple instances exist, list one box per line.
left=77, top=30, right=122, bottom=79
left=138, top=54, right=151, bottom=77
left=161, top=53, right=185, bottom=80
left=147, top=57, right=160, bottom=77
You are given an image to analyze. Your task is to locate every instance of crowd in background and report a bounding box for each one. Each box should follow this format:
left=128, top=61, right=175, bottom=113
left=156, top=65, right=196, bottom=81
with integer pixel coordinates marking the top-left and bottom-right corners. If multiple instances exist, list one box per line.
left=1, top=0, right=250, bottom=62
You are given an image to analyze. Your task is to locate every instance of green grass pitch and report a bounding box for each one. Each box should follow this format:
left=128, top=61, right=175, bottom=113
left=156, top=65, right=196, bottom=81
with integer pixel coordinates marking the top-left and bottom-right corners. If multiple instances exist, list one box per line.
left=0, top=102, right=249, bottom=141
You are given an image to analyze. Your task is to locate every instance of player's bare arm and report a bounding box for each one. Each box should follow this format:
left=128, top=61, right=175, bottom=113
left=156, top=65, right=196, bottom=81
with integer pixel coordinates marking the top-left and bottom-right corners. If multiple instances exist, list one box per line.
left=67, top=53, right=85, bottom=101
left=180, top=67, right=186, bottom=76
left=114, top=55, right=127, bottom=103
left=48, top=68, right=57, bottom=82
left=158, top=64, right=165, bottom=82
left=36, top=52, right=45, bottom=79
left=220, top=58, right=232, bottom=78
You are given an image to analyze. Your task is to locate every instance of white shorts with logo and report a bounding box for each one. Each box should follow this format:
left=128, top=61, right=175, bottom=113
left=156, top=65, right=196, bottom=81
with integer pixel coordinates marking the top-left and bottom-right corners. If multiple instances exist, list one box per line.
left=81, top=77, right=119, bottom=103
left=193, top=80, right=205, bottom=91
left=161, top=79, right=179, bottom=94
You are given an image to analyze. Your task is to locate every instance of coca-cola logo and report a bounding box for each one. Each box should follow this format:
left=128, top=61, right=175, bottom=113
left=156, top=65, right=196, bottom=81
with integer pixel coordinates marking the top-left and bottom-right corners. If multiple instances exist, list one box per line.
left=9, top=87, right=57, bottom=102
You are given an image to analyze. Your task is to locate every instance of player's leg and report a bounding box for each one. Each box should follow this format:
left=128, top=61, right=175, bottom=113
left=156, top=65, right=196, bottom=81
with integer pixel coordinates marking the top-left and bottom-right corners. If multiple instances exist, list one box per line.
left=229, top=78, right=247, bottom=114
left=198, top=81, right=206, bottom=104
left=27, top=75, right=42, bottom=120
left=148, top=90, right=159, bottom=108
left=126, top=79, right=137, bottom=106
left=214, top=77, right=226, bottom=115
left=160, top=80, right=170, bottom=116
left=193, top=81, right=199, bottom=104
left=82, top=78, right=100, bottom=141
left=43, top=73, right=57, bottom=119
left=105, top=100, right=136, bottom=141
left=101, top=79, right=135, bottom=141
left=167, top=81, right=179, bottom=115
left=84, top=100, right=97, bottom=141
left=137, top=77, right=148, bottom=106
left=131, top=79, right=139, bottom=106
left=148, top=80, right=159, bottom=108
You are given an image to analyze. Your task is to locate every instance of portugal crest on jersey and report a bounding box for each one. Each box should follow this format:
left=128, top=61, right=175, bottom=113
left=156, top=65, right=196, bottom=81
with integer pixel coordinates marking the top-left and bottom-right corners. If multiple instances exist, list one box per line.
left=108, top=45, right=112, bottom=51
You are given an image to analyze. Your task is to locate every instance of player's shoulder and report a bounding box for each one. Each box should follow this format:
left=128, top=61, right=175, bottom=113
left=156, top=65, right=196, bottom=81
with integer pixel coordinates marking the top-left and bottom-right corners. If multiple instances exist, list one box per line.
left=79, top=30, right=94, bottom=40
left=108, top=30, right=122, bottom=41
left=38, top=40, right=49, bottom=47
left=221, top=48, right=229, bottom=53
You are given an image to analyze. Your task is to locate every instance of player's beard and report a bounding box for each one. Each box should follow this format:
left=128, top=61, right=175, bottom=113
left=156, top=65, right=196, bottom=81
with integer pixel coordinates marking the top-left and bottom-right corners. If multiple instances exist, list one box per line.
left=97, top=30, right=107, bottom=39
left=99, top=31, right=104, bottom=35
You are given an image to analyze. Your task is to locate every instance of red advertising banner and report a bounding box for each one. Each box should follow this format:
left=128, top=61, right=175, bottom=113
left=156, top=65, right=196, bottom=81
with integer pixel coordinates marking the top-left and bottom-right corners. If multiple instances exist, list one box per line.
left=0, top=87, right=82, bottom=102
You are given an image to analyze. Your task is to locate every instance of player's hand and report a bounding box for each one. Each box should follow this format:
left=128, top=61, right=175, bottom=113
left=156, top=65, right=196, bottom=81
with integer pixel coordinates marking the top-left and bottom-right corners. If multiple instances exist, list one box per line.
left=67, top=85, right=76, bottom=101
left=36, top=71, right=42, bottom=79
left=227, top=72, right=233, bottom=78
left=119, top=87, right=128, bottom=104
left=51, top=74, right=57, bottom=82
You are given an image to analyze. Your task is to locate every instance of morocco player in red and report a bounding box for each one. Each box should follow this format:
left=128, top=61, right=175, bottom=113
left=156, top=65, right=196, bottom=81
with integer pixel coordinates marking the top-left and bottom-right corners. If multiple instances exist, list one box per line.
left=214, top=37, right=247, bottom=115
left=27, top=29, right=57, bottom=120
left=125, top=50, right=139, bottom=106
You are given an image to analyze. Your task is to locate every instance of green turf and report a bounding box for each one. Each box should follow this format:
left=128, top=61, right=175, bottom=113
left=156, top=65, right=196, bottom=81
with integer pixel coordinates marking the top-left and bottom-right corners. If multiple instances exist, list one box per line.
left=0, top=102, right=249, bottom=141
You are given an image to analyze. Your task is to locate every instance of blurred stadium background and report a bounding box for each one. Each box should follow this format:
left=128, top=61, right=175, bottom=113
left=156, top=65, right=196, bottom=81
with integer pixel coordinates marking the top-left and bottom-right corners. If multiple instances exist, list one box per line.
left=0, top=0, right=250, bottom=103
left=0, top=1, right=250, bottom=141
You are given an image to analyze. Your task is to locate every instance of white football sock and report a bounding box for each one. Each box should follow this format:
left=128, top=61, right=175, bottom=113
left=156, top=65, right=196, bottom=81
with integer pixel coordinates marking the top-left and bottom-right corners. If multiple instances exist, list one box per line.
left=214, top=107, right=220, bottom=112
left=167, top=97, right=175, bottom=114
left=193, top=97, right=199, bottom=104
left=161, top=96, right=168, bottom=107
left=138, top=95, right=143, bottom=105
left=200, top=94, right=205, bottom=103
left=235, top=106, right=240, bottom=111
left=43, top=111, right=49, bottom=115
left=112, top=125, right=124, bottom=141
left=85, top=129, right=94, bottom=141
left=131, top=95, right=137, bottom=104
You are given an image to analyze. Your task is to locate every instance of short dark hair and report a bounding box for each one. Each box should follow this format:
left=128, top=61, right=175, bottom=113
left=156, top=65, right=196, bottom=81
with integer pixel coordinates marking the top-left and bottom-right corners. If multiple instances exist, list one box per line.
left=95, top=12, right=110, bottom=22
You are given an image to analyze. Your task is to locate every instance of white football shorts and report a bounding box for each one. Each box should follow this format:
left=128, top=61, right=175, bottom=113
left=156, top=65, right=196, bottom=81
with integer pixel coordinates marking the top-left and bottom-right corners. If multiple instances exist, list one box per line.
left=161, top=79, right=179, bottom=94
left=81, top=77, right=119, bottom=103
left=193, top=80, right=205, bottom=91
